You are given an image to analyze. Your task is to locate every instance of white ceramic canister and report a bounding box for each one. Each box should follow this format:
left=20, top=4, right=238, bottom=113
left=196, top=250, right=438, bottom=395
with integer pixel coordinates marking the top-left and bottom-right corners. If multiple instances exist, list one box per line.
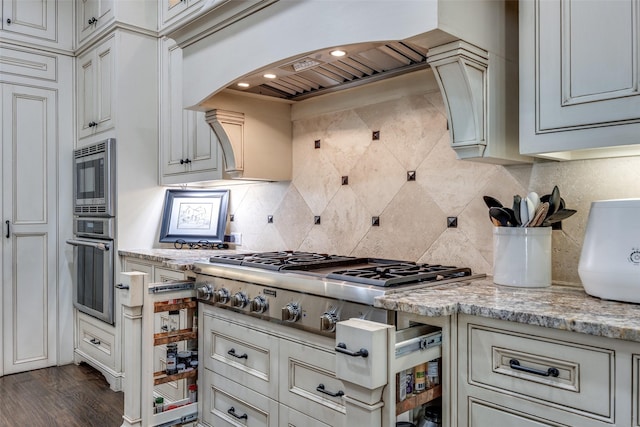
left=578, top=198, right=640, bottom=303
left=493, top=226, right=552, bottom=287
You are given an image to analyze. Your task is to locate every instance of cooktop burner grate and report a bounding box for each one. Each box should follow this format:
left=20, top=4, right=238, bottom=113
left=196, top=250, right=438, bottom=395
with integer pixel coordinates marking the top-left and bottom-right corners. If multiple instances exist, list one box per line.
left=326, top=264, right=473, bottom=287
left=210, top=251, right=361, bottom=271
left=208, top=252, right=473, bottom=287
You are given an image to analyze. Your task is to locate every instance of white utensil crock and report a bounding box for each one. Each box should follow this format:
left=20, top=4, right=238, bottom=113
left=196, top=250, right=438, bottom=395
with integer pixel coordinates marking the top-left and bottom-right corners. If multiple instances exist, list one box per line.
left=493, top=226, right=552, bottom=287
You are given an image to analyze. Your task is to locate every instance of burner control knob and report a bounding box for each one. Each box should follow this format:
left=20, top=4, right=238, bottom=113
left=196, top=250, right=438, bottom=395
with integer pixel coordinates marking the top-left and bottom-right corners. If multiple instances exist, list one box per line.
left=232, top=292, right=248, bottom=308
left=250, top=296, right=268, bottom=314
left=282, top=302, right=301, bottom=322
left=214, top=288, right=230, bottom=304
left=196, top=284, right=213, bottom=301
left=320, top=311, right=339, bottom=332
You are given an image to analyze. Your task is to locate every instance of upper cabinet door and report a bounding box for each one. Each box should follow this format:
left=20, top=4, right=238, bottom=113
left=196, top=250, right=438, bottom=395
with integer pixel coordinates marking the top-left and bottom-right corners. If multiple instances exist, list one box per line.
left=160, top=0, right=203, bottom=31
left=77, top=0, right=114, bottom=45
left=77, top=35, right=115, bottom=140
left=519, top=0, right=640, bottom=160
left=160, top=38, right=222, bottom=185
left=0, top=0, right=72, bottom=50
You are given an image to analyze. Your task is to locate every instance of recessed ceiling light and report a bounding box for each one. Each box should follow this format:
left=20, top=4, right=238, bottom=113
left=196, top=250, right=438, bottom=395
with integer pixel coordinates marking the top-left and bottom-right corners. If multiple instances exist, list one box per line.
left=263, top=73, right=277, bottom=79
left=237, top=82, right=250, bottom=88
left=330, top=50, right=346, bottom=57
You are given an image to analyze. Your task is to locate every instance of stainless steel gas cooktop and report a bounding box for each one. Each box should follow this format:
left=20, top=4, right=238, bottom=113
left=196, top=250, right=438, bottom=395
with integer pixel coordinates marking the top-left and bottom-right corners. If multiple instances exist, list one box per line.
left=193, top=251, right=484, bottom=335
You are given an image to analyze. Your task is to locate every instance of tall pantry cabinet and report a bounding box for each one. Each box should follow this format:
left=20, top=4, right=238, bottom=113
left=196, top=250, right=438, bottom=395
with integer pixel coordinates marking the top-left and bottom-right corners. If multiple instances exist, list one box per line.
left=73, top=5, right=162, bottom=390
left=0, top=1, right=74, bottom=376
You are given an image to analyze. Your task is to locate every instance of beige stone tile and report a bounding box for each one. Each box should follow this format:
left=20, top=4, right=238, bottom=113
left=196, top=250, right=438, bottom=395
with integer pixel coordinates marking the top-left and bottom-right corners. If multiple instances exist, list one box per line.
left=348, top=141, right=407, bottom=215
left=232, top=182, right=290, bottom=235
left=418, top=228, right=492, bottom=276
left=354, top=94, right=446, bottom=170
left=417, top=132, right=498, bottom=215
left=353, top=182, right=445, bottom=261
left=298, top=186, right=371, bottom=255
left=321, top=110, right=372, bottom=175
left=241, top=225, right=287, bottom=252
left=292, top=147, right=341, bottom=214
left=273, top=186, right=314, bottom=250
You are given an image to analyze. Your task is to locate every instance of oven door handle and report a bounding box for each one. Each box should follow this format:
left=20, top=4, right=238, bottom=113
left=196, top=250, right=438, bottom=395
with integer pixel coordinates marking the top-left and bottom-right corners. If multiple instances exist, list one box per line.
left=66, top=238, right=111, bottom=251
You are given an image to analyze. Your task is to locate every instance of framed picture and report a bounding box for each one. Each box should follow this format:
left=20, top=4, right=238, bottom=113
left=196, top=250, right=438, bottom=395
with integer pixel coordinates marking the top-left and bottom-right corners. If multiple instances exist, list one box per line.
left=159, top=189, right=230, bottom=243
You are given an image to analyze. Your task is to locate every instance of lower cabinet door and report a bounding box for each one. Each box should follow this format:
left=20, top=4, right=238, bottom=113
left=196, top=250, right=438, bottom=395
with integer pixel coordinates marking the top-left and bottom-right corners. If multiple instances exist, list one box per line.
left=203, top=312, right=278, bottom=398
left=77, top=314, right=116, bottom=369
left=278, top=338, right=346, bottom=426
left=279, top=404, right=332, bottom=427
left=202, top=369, right=278, bottom=427
left=468, top=398, right=562, bottom=427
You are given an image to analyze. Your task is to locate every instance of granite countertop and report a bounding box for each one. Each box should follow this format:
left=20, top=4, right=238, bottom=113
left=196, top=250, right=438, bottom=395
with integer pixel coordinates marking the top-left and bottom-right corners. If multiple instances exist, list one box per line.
left=118, top=248, right=246, bottom=271
left=375, top=279, right=640, bottom=342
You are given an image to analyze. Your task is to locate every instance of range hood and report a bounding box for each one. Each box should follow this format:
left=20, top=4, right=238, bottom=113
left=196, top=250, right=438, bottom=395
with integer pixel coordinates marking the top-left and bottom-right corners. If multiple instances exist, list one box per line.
left=169, top=0, right=528, bottom=178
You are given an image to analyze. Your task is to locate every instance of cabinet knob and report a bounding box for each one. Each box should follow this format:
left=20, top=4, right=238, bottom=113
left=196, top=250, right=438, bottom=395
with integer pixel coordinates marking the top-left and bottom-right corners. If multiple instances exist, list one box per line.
left=88, top=17, right=97, bottom=25
left=88, top=121, right=97, bottom=128
left=6, top=18, right=11, bottom=24
left=180, top=158, right=192, bottom=165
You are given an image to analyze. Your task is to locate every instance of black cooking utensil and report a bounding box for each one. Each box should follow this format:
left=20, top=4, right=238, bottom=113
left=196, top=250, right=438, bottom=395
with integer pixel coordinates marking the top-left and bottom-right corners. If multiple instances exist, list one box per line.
left=483, top=195, right=503, bottom=209
left=489, top=207, right=513, bottom=227
left=541, top=208, right=576, bottom=226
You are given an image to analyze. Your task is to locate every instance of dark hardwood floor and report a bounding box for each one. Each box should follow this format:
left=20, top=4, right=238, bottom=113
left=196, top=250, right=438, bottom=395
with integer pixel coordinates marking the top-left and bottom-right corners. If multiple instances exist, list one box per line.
left=0, top=363, right=124, bottom=427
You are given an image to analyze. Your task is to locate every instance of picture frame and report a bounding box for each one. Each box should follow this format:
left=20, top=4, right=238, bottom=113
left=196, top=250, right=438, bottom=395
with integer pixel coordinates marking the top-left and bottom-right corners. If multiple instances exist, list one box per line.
left=159, top=189, right=230, bottom=243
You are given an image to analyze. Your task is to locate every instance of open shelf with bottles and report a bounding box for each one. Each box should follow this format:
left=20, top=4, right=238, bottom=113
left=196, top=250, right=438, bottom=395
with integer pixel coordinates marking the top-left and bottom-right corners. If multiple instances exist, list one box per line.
left=118, top=272, right=199, bottom=427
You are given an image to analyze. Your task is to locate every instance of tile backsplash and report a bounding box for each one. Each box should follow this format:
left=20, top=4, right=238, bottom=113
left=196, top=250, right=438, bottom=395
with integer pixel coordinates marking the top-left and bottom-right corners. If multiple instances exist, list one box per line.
left=224, top=82, right=640, bottom=287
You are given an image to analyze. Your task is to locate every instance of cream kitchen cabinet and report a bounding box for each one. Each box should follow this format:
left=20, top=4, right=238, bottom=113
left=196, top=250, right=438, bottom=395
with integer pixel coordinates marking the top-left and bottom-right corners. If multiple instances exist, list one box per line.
left=77, top=34, right=115, bottom=140
left=1, top=45, right=73, bottom=378
left=200, top=305, right=346, bottom=427
left=76, top=0, right=156, bottom=48
left=76, top=29, right=158, bottom=147
left=0, top=0, right=73, bottom=51
left=457, top=315, right=636, bottom=427
left=159, top=0, right=203, bottom=32
left=519, top=0, right=640, bottom=160
left=160, top=37, right=223, bottom=185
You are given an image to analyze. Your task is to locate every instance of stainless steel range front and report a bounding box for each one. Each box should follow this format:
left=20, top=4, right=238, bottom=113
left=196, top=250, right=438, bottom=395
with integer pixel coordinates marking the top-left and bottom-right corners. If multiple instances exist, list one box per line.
left=194, top=251, right=484, bottom=427
left=193, top=251, right=481, bottom=336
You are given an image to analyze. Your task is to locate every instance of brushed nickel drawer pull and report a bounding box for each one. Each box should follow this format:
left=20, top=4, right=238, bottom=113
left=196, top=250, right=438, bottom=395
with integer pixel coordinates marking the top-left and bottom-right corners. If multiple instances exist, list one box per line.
left=227, top=348, right=248, bottom=359
left=510, top=358, right=559, bottom=377
left=335, top=342, right=368, bottom=358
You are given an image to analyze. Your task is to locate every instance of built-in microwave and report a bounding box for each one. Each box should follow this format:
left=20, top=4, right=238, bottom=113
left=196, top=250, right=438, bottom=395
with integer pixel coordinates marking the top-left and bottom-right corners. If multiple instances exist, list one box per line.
left=73, top=138, right=116, bottom=217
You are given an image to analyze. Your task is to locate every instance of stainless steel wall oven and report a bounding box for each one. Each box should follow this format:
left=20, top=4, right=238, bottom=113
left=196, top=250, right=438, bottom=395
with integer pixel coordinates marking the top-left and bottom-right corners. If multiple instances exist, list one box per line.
left=68, top=139, right=117, bottom=324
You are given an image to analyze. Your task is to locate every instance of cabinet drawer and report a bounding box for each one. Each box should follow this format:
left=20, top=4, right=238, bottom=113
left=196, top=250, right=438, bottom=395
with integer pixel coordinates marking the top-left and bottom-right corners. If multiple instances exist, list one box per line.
left=202, top=370, right=278, bottom=427
left=467, top=323, right=614, bottom=419
left=279, top=404, right=332, bottom=427
left=155, top=267, right=185, bottom=282
left=468, top=397, right=558, bottom=427
left=203, top=312, right=278, bottom=397
left=77, top=316, right=116, bottom=369
left=279, top=339, right=345, bottom=426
